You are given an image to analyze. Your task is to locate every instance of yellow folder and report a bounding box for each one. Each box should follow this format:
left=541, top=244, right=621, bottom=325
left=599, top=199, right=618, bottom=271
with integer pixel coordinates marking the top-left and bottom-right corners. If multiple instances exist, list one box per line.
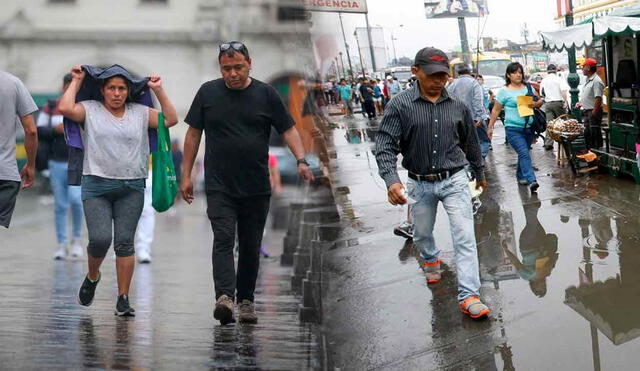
left=517, top=96, right=534, bottom=117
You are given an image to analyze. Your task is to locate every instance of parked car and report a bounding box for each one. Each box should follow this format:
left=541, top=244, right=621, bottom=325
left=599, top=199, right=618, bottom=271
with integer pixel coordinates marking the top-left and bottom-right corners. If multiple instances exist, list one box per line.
left=269, top=146, right=323, bottom=185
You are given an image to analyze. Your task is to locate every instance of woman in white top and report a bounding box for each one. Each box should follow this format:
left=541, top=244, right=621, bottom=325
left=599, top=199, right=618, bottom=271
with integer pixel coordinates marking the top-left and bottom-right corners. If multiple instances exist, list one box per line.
left=59, top=65, right=178, bottom=316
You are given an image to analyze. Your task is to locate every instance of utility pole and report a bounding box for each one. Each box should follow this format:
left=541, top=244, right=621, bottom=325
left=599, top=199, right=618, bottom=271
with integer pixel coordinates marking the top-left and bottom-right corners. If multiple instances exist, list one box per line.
left=339, top=12, right=354, bottom=79
left=354, top=29, right=366, bottom=77
left=364, top=13, right=377, bottom=72
left=391, top=36, right=398, bottom=66
left=565, top=0, right=580, bottom=118
left=457, top=17, right=471, bottom=67
left=338, top=52, right=346, bottom=78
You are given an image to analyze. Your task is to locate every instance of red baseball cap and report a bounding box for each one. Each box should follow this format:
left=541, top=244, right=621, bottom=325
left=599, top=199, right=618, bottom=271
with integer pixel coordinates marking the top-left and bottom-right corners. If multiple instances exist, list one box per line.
left=582, top=58, right=597, bottom=67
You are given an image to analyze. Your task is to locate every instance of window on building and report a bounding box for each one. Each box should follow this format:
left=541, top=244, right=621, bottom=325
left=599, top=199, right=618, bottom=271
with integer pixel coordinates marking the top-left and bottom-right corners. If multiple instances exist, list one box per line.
left=277, top=5, right=307, bottom=22
left=48, top=0, right=75, bottom=3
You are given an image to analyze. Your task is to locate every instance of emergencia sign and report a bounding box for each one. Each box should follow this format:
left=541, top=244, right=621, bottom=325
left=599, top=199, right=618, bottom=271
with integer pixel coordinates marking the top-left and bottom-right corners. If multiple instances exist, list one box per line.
left=305, top=0, right=368, bottom=13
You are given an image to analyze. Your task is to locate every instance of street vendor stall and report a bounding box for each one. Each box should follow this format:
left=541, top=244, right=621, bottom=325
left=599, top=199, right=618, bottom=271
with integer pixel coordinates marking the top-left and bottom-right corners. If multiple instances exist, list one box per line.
left=594, top=16, right=640, bottom=182
left=540, top=10, right=640, bottom=182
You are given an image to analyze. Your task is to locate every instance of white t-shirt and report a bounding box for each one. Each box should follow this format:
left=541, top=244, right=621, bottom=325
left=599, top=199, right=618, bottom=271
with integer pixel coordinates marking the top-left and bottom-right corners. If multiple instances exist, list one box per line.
left=0, top=71, right=38, bottom=182
left=540, top=73, right=568, bottom=102
left=80, top=100, right=150, bottom=179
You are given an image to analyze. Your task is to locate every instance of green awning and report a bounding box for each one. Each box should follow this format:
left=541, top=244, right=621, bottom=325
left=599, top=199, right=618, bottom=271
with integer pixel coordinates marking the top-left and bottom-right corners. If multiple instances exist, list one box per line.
left=540, top=15, right=640, bottom=52
left=594, top=16, right=640, bottom=38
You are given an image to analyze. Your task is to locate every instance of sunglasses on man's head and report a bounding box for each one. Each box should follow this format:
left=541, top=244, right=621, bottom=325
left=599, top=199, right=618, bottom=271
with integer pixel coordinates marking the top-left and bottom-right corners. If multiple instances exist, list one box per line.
left=219, top=42, right=246, bottom=52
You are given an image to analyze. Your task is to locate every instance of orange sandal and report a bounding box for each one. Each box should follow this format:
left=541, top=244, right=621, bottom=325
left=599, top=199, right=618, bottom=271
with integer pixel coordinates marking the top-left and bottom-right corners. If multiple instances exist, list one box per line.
left=424, top=259, right=442, bottom=284
left=460, top=296, right=490, bottom=319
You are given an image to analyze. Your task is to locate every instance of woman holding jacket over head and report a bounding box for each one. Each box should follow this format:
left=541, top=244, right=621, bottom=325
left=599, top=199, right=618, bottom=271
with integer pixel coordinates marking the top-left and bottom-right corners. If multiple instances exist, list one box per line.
left=59, top=65, right=178, bottom=316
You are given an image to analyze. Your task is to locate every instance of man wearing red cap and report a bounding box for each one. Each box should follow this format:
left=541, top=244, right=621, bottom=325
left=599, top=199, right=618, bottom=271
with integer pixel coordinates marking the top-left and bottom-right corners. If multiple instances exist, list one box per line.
left=576, top=58, right=604, bottom=149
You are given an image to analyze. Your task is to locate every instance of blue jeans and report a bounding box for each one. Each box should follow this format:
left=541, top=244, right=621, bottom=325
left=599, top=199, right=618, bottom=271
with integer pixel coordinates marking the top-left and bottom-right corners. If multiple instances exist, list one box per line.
left=477, top=122, right=491, bottom=159
left=49, top=160, right=83, bottom=244
left=505, top=127, right=536, bottom=184
left=406, top=170, right=481, bottom=301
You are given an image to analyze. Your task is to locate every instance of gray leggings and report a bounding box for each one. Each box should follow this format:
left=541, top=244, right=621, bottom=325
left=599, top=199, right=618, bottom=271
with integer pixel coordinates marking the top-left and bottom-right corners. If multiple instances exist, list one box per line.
left=83, top=188, right=144, bottom=258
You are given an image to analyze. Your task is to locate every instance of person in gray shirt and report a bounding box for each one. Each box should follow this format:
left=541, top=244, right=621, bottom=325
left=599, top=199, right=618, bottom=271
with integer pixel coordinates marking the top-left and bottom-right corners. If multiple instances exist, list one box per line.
left=576, top=58, right=604, bottom=149
left=60, top=64, right=178, bottom=317
left=447, top=65, right=490, bottom=158
left=0, top=71, right=38, bottom=228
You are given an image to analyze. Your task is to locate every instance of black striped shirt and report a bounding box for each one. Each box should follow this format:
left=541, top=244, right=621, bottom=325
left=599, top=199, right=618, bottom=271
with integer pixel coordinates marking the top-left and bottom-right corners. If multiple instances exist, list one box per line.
left=375, top=82, right=484, bottom=188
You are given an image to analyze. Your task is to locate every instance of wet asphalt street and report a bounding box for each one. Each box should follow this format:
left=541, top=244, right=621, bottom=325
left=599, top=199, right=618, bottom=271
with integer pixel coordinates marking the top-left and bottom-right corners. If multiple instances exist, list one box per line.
left=0, top=193, right=319, bottom=370
left=4, top=107, right=640, bottom=370
left=321, top=109, right=640, bottom=370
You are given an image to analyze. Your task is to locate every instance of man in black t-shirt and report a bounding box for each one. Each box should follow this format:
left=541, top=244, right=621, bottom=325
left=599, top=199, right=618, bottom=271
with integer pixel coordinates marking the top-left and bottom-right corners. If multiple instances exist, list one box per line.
left=182, top=41, right=314, bottom=325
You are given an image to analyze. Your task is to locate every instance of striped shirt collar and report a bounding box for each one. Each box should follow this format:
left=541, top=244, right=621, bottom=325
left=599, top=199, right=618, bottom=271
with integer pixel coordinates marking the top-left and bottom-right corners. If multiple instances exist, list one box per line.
left=411, top=81, right=451, bottom=104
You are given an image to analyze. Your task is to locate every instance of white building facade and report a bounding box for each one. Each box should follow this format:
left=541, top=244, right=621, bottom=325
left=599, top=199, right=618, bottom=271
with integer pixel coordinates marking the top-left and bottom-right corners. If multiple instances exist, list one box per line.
left=0, top=0, right=314, bottom=117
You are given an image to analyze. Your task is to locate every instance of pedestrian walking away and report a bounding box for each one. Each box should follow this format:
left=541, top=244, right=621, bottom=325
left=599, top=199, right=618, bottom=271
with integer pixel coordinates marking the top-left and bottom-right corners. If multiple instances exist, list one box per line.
left=539, top=64, right=569, bottom=150
left=59, top=64, right=178, bottom=317
left=447, top=65, right=491, bottom=159
left=38, top=74, right=85, bottom=259
left=387, top=76, right=402, bottom=100
left=575, top=58, right=604, bottom=150
left=0, top=70, right=38, bottom=229
left=181, top=41, right=315, bottom=325
left=375, top=46, right=490, bottom=319
left=488, top=62, right=543, bottom=193
left=338, top=78, right=353, bottom=117
left=372, top=79, right=384, bottom=115
left=359, top=77, right=376, bottom=119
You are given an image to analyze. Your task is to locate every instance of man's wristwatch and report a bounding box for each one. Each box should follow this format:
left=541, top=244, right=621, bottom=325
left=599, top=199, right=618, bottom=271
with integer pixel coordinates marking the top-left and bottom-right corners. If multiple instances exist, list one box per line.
left=297, top=158, right=309, bottom=167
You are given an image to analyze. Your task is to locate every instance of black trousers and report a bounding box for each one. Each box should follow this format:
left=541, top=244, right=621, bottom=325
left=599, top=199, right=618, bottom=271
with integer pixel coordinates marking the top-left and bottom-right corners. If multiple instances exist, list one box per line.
left=583, top=109, right=603, bottom=150
left=363, top=99, right=376, bottom=119
left=206, top=191, right=270, bottom=302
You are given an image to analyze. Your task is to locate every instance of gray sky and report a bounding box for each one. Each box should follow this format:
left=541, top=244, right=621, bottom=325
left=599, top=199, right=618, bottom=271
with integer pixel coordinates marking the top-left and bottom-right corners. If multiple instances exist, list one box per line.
left=310, top=0, right=559, bottom=65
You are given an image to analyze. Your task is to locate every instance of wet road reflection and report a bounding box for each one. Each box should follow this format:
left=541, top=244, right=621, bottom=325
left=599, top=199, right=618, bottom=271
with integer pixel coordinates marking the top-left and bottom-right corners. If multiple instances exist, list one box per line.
left=324, top=111, right=640, bottom=369
left=0, top=199, right=319, bottom=369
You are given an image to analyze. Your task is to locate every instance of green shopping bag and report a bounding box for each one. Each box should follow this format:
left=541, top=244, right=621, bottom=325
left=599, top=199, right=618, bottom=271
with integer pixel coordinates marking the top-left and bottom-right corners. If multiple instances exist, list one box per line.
left=152, top=112, right=178, bottom=212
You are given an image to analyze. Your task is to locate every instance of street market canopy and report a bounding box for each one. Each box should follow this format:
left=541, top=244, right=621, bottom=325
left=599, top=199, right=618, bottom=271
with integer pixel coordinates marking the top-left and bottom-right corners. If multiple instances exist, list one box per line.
left=540, top=22, right=592, bottom=52
left=540, top=16, right=640, bottom=52
left=565, top=277, right=640, bottom=345
left=593, top=16, right=640, bottom=38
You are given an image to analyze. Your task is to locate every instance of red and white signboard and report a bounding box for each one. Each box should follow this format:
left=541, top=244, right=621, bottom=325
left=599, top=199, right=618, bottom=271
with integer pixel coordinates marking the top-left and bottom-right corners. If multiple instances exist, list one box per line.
left=557, top=0, right=571, bottom=17
left=305, top=0, right=368, bottom=14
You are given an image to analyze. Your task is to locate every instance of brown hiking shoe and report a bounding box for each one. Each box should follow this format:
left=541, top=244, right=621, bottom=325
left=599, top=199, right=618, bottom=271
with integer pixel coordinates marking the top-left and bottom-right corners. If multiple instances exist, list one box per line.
left=238, top=299, right=258, bottom=324
left=424, top=259, right=442, bottom=284
left=214, top=294, right=236, bottom=325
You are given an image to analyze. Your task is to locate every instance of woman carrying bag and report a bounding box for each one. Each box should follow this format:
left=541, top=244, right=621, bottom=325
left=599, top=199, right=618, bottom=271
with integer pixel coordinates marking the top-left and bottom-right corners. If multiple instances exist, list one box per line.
left=59, top=65, right=178, bottom=316
left=487, top=62, right=543, bottom=193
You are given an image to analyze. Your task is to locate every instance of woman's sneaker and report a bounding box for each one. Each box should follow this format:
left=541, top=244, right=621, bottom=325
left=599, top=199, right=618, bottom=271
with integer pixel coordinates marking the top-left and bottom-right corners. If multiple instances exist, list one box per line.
left=115, top=294, right=135, bottom=317
left=529, top=182, right=540, bottom=193
left=78, top=272, right=101, bottom=306
left=70, top=239, right=83, bottom=258
left=393, top=221, right=414, bottom=239
left=53, top=244, right=67, bottom=260
left=214, top=294, right=236, bottom=325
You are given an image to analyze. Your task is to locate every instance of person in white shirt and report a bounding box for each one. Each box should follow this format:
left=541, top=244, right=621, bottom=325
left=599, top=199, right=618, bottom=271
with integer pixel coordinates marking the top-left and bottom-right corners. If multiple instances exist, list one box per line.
left=540, top=64, right=569, bottom=150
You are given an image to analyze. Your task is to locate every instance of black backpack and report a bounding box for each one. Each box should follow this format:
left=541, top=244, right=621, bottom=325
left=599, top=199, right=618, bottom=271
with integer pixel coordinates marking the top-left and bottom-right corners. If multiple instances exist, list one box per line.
left=524, top=83, right=547, bottom=138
